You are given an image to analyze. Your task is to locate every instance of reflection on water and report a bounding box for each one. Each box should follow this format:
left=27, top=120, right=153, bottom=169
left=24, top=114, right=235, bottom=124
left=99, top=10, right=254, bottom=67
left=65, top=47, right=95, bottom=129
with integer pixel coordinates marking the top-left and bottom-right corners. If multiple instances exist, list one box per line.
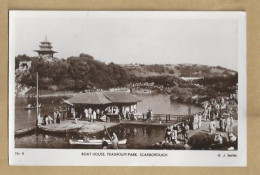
left=15, top=124, right=165, bottom=149
left=136, top=94, right=201, bottom=114
left=15, top=94, right=202, bottom=149
left=15, top=96, right=67, bottom=130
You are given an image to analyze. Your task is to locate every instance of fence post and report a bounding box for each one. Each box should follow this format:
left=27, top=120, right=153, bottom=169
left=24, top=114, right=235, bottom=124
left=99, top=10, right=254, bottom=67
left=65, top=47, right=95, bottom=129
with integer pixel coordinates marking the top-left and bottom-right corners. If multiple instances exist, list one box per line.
left=143, top=113, right=145, bottom=121
left=166, top=115, right=168, bottom=123
left=168, top=114, right=170, bottom=121
left=106, top=115, right=107, bottom=122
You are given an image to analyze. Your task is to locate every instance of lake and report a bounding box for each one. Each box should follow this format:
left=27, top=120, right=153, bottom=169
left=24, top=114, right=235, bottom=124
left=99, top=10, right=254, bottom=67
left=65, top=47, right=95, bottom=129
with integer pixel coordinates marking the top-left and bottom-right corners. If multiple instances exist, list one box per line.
left=14, top=93, right=202, bottom=149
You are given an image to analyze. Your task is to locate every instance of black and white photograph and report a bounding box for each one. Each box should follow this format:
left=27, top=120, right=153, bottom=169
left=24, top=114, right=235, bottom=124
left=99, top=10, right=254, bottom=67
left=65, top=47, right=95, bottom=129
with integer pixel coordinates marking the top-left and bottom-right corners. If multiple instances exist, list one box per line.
left=9, top=11, right=246, bottom=166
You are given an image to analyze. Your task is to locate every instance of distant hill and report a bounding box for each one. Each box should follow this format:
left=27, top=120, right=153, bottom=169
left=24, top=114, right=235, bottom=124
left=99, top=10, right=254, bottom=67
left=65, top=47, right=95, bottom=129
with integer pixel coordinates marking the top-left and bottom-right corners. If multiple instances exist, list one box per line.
left=122, top=63, right=237, bottom=78
left=15, top=54, right=237, bottom=92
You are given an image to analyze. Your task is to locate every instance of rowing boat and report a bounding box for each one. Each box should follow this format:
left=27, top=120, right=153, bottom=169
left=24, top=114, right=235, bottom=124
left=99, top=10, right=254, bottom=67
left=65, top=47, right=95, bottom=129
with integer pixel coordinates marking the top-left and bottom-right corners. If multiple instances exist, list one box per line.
left=69, top=139, right=127, bottom=145
left=24, top=105, right=44, bottom=110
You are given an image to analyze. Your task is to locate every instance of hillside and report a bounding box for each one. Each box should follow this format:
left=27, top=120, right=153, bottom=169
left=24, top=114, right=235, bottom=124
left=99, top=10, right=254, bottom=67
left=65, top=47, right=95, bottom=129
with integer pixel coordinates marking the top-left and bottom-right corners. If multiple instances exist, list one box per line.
left=15, top=54, right=237, bottom=94
left=123, top=64, right=237, bottom=78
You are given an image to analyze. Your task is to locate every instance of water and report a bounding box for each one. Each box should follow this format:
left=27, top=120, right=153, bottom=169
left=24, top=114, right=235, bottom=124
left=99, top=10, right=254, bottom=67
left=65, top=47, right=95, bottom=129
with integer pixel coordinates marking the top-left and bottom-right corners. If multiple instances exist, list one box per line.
left=15, top=93, right=202, bottom=149
left=15, top=125, right=165, bottom=149
left=136, top=94, right=201, bottom=114
left=15, top=96, right=67, bottom=130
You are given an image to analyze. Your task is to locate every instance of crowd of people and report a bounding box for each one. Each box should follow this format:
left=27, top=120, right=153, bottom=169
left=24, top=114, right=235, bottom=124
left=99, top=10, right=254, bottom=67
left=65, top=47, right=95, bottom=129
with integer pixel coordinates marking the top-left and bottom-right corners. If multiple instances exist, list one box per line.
left=69, top=105, right=139, bottom=122
left=37, top=108, right=63, bottom=126
left=160, top=96, right=237, bottom=149
left=163, top=122, right=190, bottom=145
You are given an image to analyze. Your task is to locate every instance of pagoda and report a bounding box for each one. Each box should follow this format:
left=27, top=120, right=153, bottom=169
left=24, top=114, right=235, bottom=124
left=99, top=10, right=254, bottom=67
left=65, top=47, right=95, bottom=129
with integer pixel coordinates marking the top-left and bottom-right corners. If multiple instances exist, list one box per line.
left=34, top=36, right=57, bottom=59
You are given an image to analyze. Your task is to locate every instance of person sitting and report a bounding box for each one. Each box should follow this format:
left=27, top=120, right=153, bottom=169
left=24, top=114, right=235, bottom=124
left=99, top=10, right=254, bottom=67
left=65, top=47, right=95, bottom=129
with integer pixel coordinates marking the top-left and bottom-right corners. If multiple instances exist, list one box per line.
left=228, top=133, right=237, bottom=143
left=101, top=138, right=109, bottom=149
left=214, top=134, right=223, bottom=145
left=228, top=133, right=238, bottom=149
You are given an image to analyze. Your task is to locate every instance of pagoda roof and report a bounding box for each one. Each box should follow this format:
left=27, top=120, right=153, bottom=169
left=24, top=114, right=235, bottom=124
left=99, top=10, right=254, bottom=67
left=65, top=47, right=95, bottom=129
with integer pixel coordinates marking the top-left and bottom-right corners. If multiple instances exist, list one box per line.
left=40, top=41, right=52, bottom=44
left=34, top=49, right=58, bottom=53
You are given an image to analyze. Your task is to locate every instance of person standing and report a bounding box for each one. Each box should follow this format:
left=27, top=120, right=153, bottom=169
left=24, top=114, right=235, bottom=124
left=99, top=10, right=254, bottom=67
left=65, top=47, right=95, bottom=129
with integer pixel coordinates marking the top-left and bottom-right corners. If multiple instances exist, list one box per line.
left=191, top=114, right=196, bottom=130
left=194, top=114, right=199, bottom=129
left=209, top=119, right=216, bottom=135
left=225, top=115, right=233, bottom=133
left=84, top=108, right=89, bottom=120
left=171, top=125, right=178, bottom=144
left=208, top=104, right=212, bottom=121
left=150, top=109, right=154, bottom=121
left=146, top=108, right=151, bottom=122
left=111, top=133, right=119, bottom=149
left=96, top=108, right=100, bottom=120
left=92, top=110, right=97, bottom=122
left=53, top=109, right=57, bottom=124
left=88, top=107, right=93, bottom=122
left=219, top=117, right=225, bottom=131
left=184, top=122, right=190, bottom=144
left=164, top=126, right=171, bottom=141
left=203, top=104, right=208, bottom=121
left=37, top=113, right=42, bottom=126
left=198, top=112, right=202, bottom=129
left=71, top=107, right=76, bottom=119
left=56, top=111, right=61, bottom=124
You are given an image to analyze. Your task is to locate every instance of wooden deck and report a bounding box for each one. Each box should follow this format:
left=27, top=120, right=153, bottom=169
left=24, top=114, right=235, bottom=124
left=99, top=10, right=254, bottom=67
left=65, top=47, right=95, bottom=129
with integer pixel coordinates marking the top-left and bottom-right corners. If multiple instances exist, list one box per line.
left=38, top=120, right=119, bottom=134
left=15, top=127, right=36, bottom=136
left=120, top=120, right=172, bottom=127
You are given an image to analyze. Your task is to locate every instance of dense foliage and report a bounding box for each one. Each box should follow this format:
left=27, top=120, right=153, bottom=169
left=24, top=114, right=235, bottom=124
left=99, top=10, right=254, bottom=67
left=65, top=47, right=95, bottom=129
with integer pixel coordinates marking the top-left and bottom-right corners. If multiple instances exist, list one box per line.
left=15, top=54, right=238, bottom=96
left=15, top=54, right=129, bottom=91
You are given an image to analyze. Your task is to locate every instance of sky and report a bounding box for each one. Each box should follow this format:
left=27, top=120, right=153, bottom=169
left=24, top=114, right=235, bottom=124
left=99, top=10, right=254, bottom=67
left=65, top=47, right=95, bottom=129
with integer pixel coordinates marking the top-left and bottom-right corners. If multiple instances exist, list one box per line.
left=11, top=11, right=240, bottom=70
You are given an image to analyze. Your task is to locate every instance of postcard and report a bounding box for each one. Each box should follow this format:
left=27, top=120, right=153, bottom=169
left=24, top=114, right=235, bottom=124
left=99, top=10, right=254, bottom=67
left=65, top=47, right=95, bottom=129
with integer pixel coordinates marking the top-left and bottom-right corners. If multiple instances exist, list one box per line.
left=9, top=11, right=246, bottom=166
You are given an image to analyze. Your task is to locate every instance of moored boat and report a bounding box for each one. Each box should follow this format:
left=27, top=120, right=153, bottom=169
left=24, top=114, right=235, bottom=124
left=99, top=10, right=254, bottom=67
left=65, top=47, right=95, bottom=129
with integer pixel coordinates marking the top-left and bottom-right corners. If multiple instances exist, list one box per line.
left=69, top=139, right=127, bottom=145
left=24, top=105, right=44, bottom=110
left=170, top=95, right=179, bottom=101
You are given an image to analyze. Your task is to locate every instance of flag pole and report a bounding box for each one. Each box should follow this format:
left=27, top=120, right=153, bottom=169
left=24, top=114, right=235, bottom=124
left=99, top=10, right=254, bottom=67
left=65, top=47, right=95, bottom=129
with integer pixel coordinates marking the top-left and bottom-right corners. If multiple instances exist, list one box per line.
left=36, top=72, right=39, bottom=116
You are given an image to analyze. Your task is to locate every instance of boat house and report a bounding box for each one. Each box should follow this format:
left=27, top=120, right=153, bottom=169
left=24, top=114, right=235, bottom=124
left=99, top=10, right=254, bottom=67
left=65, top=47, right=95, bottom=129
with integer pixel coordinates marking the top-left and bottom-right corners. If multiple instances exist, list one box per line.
left=65, top=91, right=141, bottom=122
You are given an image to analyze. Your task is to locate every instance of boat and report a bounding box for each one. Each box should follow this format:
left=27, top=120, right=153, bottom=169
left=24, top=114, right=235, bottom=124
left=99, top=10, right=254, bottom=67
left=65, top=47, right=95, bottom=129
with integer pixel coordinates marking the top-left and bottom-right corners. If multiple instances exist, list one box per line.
left=170, top=95, right=179, bottom=101
left=24, top=105, right=44, bottom=110
left=15, top=127, right=36, bottom=136
left=69, top=139, right=127, bottom=146
left=99, top=115, right=107, bottom=122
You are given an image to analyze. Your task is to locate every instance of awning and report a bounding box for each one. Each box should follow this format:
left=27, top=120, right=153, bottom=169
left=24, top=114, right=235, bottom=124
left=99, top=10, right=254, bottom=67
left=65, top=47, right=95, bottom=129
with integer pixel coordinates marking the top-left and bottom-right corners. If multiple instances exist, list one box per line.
left=103, top=91, right=141, bottom=104
left=67, top=92, right=112, bottom=105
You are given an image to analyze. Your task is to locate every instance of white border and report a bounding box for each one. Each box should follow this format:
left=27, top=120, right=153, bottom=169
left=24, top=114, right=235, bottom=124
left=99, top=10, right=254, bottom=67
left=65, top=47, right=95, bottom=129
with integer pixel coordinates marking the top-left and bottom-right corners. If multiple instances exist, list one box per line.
left=9, top=11, right=246, bottom=166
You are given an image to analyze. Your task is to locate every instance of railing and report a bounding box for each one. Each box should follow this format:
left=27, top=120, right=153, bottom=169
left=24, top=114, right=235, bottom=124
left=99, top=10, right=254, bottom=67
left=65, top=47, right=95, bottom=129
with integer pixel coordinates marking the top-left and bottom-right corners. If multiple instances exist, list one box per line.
left=141, top=113, right=191, bottom=123
left=105, top=113, right=192, bottom=124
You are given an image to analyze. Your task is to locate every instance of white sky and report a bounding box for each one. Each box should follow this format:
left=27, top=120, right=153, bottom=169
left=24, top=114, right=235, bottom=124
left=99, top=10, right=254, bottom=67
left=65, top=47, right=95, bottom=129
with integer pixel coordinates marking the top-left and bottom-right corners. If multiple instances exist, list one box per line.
left=11, top=11, right=241, bottom=70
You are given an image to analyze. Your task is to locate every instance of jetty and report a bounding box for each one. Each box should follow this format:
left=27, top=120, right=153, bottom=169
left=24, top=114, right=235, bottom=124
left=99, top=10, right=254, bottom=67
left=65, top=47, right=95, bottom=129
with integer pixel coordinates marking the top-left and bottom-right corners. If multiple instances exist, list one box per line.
left=38, top=120, right=119, bottom=134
